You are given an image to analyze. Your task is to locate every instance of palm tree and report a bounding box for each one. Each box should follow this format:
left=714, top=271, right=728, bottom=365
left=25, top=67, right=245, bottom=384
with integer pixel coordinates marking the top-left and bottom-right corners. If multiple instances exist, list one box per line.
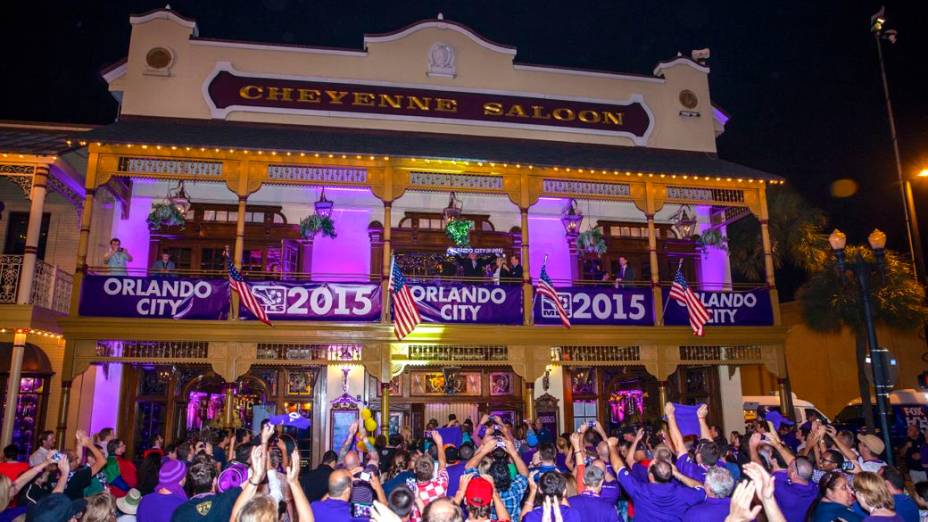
left=797, top=245, right=928, bottom=430
left=728, top=186, right=828, bottom=283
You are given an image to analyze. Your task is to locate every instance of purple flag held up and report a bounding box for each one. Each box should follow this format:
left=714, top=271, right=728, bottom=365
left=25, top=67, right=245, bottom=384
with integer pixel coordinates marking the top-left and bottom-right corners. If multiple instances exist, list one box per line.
left=436, top=426, right=463, bottom=447
left=268, top=412, right=310, bottom=430
left=673, top=403, right=704, bottom=437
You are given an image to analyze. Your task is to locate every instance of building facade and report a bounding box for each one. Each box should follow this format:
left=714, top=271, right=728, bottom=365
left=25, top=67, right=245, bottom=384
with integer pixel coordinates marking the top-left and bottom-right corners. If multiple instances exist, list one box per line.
left=3, top=8, right=792, bottom=463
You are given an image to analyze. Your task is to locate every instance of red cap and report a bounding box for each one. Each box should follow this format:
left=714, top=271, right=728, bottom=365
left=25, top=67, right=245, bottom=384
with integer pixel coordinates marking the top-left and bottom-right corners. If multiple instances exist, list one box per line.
left=465, top=477, right=494, bottom=508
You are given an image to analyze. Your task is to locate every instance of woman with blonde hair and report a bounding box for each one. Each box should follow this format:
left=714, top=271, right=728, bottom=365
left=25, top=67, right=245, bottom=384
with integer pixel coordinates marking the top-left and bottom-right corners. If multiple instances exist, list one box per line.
left=852, top=471, right=903, bottom=521
left=83, top=493, right=117, bottom=522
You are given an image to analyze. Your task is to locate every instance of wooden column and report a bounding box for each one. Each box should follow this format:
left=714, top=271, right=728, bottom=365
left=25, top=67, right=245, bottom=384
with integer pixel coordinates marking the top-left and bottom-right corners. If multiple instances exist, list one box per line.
left=54, top=380, right=72, bottom=449
left=758, top=187, right=780, bottom=325
left=230, top=195, right=247, bottom=319
left=380, top=382, right=390, bottom=433
left=657, top=380, right=669, bottom=408
left=223, top=384, right=235, bottom=427
left=71, top=152, right=99, bottom=315
left=778, top=378, right=794, bottom=420
left=381, top=203, right=392, bottom=324
left=1, top=331, right=28, bottom=447
left=17, top=166, right=49, bottom=304
left=521, top=209, right=532, bottom=325
left=524, top=381, right=536, bottom=422
left=645, top=182, right=663, bottom=325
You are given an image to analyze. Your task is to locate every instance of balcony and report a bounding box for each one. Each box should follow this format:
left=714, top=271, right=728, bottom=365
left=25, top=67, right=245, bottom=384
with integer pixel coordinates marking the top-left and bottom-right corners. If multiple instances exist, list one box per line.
left=0, top=255, right=73, bottom=314
left=75, top=266, right=773, bottom=328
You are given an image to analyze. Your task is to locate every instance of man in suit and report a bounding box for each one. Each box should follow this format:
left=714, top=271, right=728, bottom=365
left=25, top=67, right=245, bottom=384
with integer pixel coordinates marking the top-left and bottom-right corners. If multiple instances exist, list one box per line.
left=615, top=256, right=636, bottom=288
left=460, top=252, right=485, bottom=278
left=508, top=255, right=524, bottom=284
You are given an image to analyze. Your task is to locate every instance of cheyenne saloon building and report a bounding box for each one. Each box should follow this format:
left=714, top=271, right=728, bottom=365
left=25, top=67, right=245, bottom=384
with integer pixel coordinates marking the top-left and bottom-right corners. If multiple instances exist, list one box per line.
left=24, top=8, right=789, bottom=461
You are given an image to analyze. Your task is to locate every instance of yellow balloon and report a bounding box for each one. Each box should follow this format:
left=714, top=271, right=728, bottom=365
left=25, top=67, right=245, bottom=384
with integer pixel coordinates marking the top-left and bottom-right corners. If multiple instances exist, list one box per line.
left=361, top=408, right=372, bottom=420
left=365, top=418, right=377, bottom=432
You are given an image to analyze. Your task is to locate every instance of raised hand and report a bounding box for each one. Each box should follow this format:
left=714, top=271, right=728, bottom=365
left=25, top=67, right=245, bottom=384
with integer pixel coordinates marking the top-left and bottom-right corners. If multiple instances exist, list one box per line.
left=697, top=404, right=708, bottom=419
left=664, top=402, right=675, bottom=417
left=742, top=462, right=775, bottom=501
left=260, top=423, right=275, bottom=445
left=286, top=449, right=301, bottom=484
left=726, top=480, right=762, bottom=522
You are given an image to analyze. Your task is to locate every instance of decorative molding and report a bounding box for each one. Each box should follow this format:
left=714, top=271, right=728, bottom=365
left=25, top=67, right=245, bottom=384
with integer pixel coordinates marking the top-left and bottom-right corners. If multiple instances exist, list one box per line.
left=666, top=186, right=744, bottom=204
left=409, top=171, right=503, bottom=190
left=266, top=164, right=367, bottom=184
left=406, top=345, right=508, bottom=361
left=552, top=346, right=640, bottom=363
left=117, top=157, right=223, bottom=177
left=364, top=20, right=517, bottom=56
left=48, top=174, right=85, bottom=218
left=95, top=340, right=209, bottom=358
left=0, top=164, right=36, bottom=175
left=2, top=174, right=33, bottom=198
left=427, top=42, right=456, bottom=78
left=543, top=179, right=631, bottom=197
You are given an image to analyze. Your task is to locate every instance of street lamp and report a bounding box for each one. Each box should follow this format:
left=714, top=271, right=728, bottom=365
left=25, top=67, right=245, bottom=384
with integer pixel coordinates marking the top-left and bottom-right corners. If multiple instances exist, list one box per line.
left=828, top=227, right=894, bottom=465
left=561, top=199, right=584, bottom=236
left=870, top=7, right=916, bottom=282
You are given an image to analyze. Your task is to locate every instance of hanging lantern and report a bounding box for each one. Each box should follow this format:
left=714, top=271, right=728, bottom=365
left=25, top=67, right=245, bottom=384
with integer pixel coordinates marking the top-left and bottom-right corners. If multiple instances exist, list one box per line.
left=157, top=365, right=176, bottom=383
left=166, top=180, right=192, bottom=215
left=561, top=199, right=584, bottom=236
left=314, top=187, right=334, bottom=218
left=442, top=192, right=463, bottom=227
left=670, top=205, right=699, bottom=239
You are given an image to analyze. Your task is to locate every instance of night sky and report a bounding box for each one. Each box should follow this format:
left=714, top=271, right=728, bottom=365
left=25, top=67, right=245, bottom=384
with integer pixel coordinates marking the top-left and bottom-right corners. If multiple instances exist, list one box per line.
left=3, top=1, right=926, bottom=294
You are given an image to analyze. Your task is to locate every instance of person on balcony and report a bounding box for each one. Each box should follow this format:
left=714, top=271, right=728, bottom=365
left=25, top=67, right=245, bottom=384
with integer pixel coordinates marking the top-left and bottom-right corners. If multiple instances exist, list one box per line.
left=492, top=257, right=508, bottom=285
left=150, top=252, right=175, bottom=278
left=103, top=238, right=133, bottom=275
left=614, top=256, right=635, bottom=288
left=504, top=255, right=523, bottom=285
left=459, top=252, right=486, bottom=279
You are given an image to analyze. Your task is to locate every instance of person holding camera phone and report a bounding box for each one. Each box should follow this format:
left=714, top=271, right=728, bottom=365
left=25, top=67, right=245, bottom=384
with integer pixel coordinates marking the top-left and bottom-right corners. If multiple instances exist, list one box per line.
left=464, top=432, right=529, bottom=521
left=406, top=430, right=448, bottom=522
left=103, top=238, right=133, bottom=275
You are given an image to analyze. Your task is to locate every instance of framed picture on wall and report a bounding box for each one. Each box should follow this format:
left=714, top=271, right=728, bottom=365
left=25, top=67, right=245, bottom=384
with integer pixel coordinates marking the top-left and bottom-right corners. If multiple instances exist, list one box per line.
left=331, top=409, right=359, bottom=450
left=490, top=410, right=515, bottom=426
left=286, top=371, right=314, bottom=396
left=489, top=372, right=512, bottom=396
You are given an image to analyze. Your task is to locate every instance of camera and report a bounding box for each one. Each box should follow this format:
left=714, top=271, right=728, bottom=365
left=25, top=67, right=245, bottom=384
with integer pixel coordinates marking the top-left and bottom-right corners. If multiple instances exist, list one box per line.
left=359, top=471, right=372, bottom=482
left=423, top=430, right=432, bottom=439
left=495, top=439, right=506, bottom=449
left=50, top=451, right=61, bottom=462
left=587, top=420, right=596, bottom=428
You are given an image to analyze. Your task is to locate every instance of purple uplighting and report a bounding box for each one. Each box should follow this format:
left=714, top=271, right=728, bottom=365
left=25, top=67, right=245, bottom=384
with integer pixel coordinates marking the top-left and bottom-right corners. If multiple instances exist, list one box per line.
left=529, top=198, right=571, bottom=282
left=311, top=207, right=373, bottom=281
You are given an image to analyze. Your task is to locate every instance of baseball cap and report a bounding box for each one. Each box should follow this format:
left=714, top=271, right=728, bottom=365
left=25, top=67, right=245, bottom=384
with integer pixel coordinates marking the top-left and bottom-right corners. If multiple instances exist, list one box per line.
left=464, top=477, right=494, bottom=508
left=217, top=462, right=249, bottom=492
left=857, top=433, right=885, bottom=455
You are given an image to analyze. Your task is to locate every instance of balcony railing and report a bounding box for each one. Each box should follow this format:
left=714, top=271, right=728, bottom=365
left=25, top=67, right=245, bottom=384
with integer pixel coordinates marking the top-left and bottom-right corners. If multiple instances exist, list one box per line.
left=0, top=255, right=73, bottom=314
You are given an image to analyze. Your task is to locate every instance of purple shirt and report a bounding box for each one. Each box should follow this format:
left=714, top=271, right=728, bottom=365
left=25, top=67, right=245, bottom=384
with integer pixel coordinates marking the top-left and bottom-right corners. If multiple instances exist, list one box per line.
left=309, top=498, right=366, bottom=522
left=599, top=480, right=621, bottom=504
left=523, top=505, right=581, bottom=522
left=138, top=493, right=186, bottom=522
left=569, top=493, right=618, bottom=522
left=773, top=470, right=818, bottom=522
left=862, top=516, right=905, bottom=522
left=676, top=454, right=708, bottom=484
left=682, top=496, right=730, bottom=521
left=617, top=467, right=705, bottom=521
left=445, top=463, right=466, bottom=497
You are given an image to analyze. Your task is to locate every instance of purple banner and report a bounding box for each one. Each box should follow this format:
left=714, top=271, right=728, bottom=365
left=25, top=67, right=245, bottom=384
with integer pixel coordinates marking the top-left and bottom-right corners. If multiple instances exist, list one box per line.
left=404, top=283, right=523, bottom=324
left=533, top=286, right=652, bottom=325
left=79, top=275, right=229, bottom=319
left=662, top=288, right=773, bottom=327
left=239, top=281, right=381, bottom=321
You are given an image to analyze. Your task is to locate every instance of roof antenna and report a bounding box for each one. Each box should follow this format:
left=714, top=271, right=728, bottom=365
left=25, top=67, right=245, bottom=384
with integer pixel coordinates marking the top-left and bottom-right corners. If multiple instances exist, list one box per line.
left=437, top=12, right=444, bottom=20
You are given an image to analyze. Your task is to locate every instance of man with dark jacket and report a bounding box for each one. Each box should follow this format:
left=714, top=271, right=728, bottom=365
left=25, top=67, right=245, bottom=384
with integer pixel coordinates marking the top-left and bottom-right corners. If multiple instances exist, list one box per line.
left=301, top=450, right=338, bottom=503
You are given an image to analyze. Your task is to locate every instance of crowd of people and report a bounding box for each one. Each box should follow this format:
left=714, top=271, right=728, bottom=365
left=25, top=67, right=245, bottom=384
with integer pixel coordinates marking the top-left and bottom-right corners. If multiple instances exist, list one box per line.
left=2, top=404, right=928, bottom=522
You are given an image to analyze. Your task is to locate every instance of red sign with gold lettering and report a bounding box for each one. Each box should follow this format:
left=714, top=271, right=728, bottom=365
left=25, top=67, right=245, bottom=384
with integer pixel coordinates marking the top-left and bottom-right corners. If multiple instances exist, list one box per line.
left=205, top=65, right=652, bottom=143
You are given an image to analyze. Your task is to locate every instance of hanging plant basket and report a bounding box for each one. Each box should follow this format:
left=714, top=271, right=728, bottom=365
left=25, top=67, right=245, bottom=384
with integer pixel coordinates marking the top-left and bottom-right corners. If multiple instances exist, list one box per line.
left=147, top=202, right=186, bottom=231
left=693, top=229, right=729, bottom=252
left=444, top=219, right=474, bottom=247
left=300, top=214, right=337, bottom=239
left=577, top=227, right=607, bottom=258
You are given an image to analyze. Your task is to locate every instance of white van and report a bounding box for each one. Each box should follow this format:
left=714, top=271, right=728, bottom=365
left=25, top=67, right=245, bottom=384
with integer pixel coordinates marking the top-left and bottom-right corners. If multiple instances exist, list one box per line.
left=743, top=392, right=830, bottom=425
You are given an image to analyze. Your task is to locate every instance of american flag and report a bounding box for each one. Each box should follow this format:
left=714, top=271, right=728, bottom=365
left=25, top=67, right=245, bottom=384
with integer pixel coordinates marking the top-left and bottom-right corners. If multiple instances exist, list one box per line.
left=536, top=263, right=570, bottom=328
left=228, top=262, right=271, bottom=326
left=390, top=258, right=421, bottom=340
left=669, top=266, right=709, bottom=336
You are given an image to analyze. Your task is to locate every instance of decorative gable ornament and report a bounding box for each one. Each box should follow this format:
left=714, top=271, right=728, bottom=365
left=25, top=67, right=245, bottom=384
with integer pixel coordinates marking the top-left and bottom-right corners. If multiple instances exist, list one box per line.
left=427, top=42, right=456, bottom=78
